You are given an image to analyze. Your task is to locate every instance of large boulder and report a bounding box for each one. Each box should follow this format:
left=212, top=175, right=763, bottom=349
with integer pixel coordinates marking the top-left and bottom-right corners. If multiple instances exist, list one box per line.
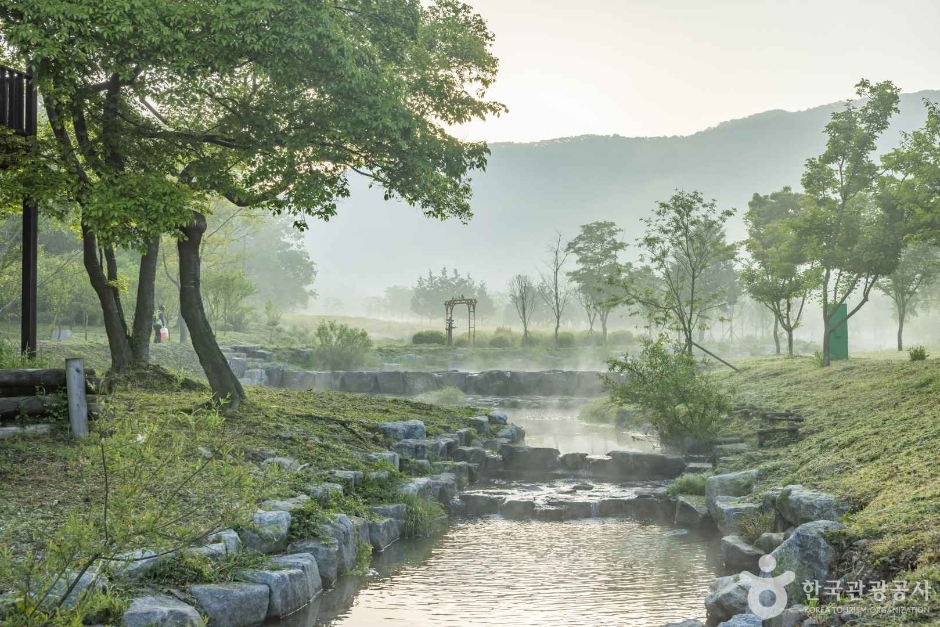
left=487, top=411, right=509, bottom=425
left=269, top=553, right=322, bottom=599
left=190, top=583, right=269, bottom=627
left=123, top=595, right=204, bottom=627
left=770, top=520, right=844, bottom=603
left=238, top=568, right=311, bottom=619
left=289, top=538, right=339, bottom=588
left=340, top=372, right=377, bottom=393
left=704, top=576, right=753, bottom=626
left=323, top=514, right=358, bottom=575
left=717, top=616, right=761, bottom=627
left=559, top=452, right=587, bottom=470
left=468, top=370, right=511, bottom=396
left=375, top=371, right=406, bottom=395
left=369, top=504, right=407, bottom=532
left=392, top=439, right=430, bottom=460
left=440, top=370, right=468, bottom=390
left=402, top=372, right=442, bottom=395
left=260, top=495, right=310, bottom=512
left=378, top=420, right=426, bottom=441
left=368, top=451, right=400, bottom=470
left=499, top=445, right=560, bottom=473
left=663, top=621, right=705, bottom=627
left=706, top=471, right=759, bottom=518
left=496, top=424, right=526, bottom=444
left=775, top=487, right=849, bottom=527
left=429, top=473, right=458, bottom=504
left=675, top=496, right=711, bottom=528
left=500, top=499, right=536, bottom=519
left=369, top=518, right=401, bottom=551
left=713, top=499, right=762, bottom=536
left=207, top=530, right=242, bottom=556
left=238, top=510, right=291, bottom=554
left=468, top=415, right=490, bottom=434
left=461, top=493, right=503, bottom=516
left=604, top=451, right=686, bottom=479
left=453, top=446, right=487, bottom=465
left=508, top=371, right=542, bottom=396
left=720, top=536, right=763, bottom=572
left=111, top=549, right=171, bottom=582
left=575, top=371, right=604, bottom=396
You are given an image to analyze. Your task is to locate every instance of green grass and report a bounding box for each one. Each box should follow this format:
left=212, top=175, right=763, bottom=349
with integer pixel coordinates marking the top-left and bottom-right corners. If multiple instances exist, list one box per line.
left=715, top=356, right=940, bottom=571
left=666, top=472, right=710, bottom=497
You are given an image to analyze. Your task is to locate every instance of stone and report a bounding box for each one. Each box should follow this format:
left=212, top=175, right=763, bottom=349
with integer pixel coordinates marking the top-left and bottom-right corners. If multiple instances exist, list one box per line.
left=368, top=451, right=400, bottom=470
left=563, top=501, right=594, bottom=519
left=123, top=595, right=204, bottom=627
left=378, top=420, right=426, bottom=441
left=289, top=539, right=339, bottom=588
left=482, top=438, right=504, bottom=451
left=770, top=520, right=844, bottom=603
left=755, top=532, right=785, bottom=554
left=368, top=470, right=391, bottom=482
left=684, top=462, right=713, bottom=474
left=340, top=371, right=377, bottom=393
left=717, top=616, right=762, bottom=627
left=375, top=371, right=406, bottom=395
left=190, top=583, right=269, bottom=627
left=111, top=549, right=171, bottom=582
left=496, top=424, right=526, bottom=444
left=487, top=411, right=509, bottom=425
left=765, top=605, right=808, bottom=627
left=598, top=498, right=631, bottom=517
left=270, top=553, right=322, bottom=599
left=45, top=570, right=104, bottom=608
left=262, top=457, right=302, bottom=472
left=398, top=477, right=438, bottom=500
left=508, top=371, right=543, bottom=396
left=713, top=443, right=751, bottom=461
left=323, top=514, right=358, bottom=575
left=402, top=371, right=443, bottom=394
left=440, top=371, right=468, bottom=390
left=329, top=469, right=364, bottom=487
left=208, top=529, right=243, bottom=555
left=306, top=483, right=344, bottom=500
left=401, top=458, right=431, bottom=474
left=238, top=510, right=291, bottom=554
left=720, top=535, right=763, bottom=572
left=559, top=452, right=587, bottom=470
left=429, top=473, right=458, bottom=504
left=186, top=543, right=227, bottom=563
left=713, top=499, right=762, bottom=536
left=604, top=451, right=687, bottom=479
left=434, top=436, right=460, bottom=458
left=674, top=496, right=711, bottom=528
left=348, top=515, right=371, bottom=546
left=663, top=621, right=704, bottom=627
left=499, top=445, right=560, bottom=472
left=469, top=370, right=511, bottom=396
left=461, top=493, right=503, bottom=516
left=369, top=503, right=407, bottom=533
left=468, top=415, right=490, bottom=434
left=260, top=495, right=310, bottom=512
left=775, top=487, right=849, bottom=527
left=453, top=446, right=487, bottom=465
left=535, top=505, right=566, bottom=521
left=392, top=439, right=430, bottom=460
left=500, top=499, right=536, bottom=519
left=431, top=461, right=471, bottom=488
left=369, top=518, right=401, bottom=551
left=705, top=470, right=759, bottom=518
left=238, top=568, right=311, bottom=619
left=481, top=452, right=504, bottom=476
left=455, top=428, right=474, bottom=446
left=704, top=576, right=752, bottom=626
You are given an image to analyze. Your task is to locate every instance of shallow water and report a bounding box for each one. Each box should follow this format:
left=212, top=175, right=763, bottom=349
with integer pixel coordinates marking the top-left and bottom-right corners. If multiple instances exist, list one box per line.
left=300, top=517, right=721, bottom=627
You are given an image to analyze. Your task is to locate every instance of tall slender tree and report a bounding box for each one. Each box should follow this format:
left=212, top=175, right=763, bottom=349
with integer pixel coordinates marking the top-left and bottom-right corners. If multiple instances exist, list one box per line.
left=508, top=274, right=538, bottom=345
left=876, top=243, right=940, bottom=351
left=538, top=232, right=572, bottom=344
left=566, top=221, right=626, bottom=344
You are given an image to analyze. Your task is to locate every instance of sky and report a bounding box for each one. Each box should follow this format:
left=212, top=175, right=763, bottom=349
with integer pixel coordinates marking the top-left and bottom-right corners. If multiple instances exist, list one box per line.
left=452, top=0, right=940, bottom=143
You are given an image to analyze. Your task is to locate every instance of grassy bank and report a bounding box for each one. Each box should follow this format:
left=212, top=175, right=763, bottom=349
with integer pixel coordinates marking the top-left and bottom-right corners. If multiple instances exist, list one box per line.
left=711, top=356, right=940, bottom=621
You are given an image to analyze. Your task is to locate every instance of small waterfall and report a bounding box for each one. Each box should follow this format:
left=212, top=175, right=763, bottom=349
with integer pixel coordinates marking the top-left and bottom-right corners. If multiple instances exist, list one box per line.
left=590, top=501, right=600, bottom=518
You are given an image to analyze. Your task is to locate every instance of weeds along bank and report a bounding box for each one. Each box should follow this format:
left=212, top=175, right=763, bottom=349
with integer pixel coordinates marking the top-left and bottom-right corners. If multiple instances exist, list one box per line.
left=0, top=380, right=483, bottom=625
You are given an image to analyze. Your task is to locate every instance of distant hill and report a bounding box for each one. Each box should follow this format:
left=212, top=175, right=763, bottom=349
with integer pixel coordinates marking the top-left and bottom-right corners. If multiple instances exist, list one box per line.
left=304, top=90, right=940, bottom=304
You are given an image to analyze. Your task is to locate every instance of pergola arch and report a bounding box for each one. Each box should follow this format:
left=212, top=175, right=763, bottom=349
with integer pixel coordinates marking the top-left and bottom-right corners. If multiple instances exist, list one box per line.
left=444, top=296, right=476, bottom=346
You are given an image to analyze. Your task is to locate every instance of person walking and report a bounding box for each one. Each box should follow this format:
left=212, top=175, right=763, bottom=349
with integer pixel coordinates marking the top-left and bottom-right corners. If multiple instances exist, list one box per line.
left=153, top=305, right=167, bottom=343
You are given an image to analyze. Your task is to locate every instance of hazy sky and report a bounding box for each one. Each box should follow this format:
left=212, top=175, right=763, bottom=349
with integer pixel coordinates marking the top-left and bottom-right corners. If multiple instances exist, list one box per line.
left=454, top=0, right=940, bottom=143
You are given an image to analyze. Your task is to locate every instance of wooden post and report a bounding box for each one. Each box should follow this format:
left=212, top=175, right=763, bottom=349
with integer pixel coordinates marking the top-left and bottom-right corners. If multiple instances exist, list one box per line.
left=65, top=358, right=89, bottom=437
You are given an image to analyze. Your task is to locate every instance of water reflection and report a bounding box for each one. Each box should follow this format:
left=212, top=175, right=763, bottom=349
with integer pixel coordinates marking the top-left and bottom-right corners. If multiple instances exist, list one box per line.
left=307, top=518, right=720, bottom=627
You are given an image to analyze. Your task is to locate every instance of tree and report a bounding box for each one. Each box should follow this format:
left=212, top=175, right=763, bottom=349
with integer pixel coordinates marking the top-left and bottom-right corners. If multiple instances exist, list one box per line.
left=741, top=187, right=819, bottom=356
left=537, top=232, right=572, bottom=343
left=613, top=191, right=736, bottom=354
left=574, top=285, right=599, bottom=336
left=566, top=221, right=627, bottom=344
left=876, top=243, right=940, bottom=351
left=2, top=0, right=504, bottom=403
left=411, top=267, right=488, bottom=323
left=508, top=274, right=538, bottom=345
left=799, top=80, right=903, bottom=366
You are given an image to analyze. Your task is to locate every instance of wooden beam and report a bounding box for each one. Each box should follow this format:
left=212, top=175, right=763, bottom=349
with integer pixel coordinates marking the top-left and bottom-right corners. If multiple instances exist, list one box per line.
left=0, top=394, right=99, bottom=419
left=0, top=368, right=98, bottom=390
left=65, top=358, right=89, bottom=437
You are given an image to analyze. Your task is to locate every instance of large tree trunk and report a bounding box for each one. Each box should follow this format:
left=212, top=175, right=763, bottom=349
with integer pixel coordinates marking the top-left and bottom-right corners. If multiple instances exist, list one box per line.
left=82, top=225, right=135, bottom=369
left=130, top=235, right=160, bottom=360
left=179, top=315, right=190, bottom=344
left=178, top=212, right=245, bottom=404
left=773, top=318, right=780, bottom=355
left=787, top=328, right=794, bottom=356
left=600, top=309, right=609, bottom=345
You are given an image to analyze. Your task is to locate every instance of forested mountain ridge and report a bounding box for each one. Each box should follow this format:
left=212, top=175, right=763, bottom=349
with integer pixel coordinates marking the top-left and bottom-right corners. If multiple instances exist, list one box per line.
left=307, top=90, right=940, bottom=299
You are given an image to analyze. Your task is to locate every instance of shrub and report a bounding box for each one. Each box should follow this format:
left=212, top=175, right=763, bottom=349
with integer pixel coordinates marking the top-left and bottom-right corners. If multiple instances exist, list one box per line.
left=454, top=337, right=470, bottom=347
left=666, top=473, right=710, bottom=497
left=607, top=330, right=634, bottom=347
left=312, top=321, right=372, bottom=370
left=400, top=494, right=446, bottom=538
left=605, top=336, right=732, bottom=445
left=578, top=398, right=620, bottom=424
left=488, top=335, right=513, bottom=348
left=414, top=387, right=466, bottom=406
left=556, top=332, right=576, bottom=348
left=737, top=510, right=776, bottom=544
left=493, top=326, right=513, bottom=337
left=412, top=330, right=446, bottom=345
left=909, top=346, right=928, bottom=361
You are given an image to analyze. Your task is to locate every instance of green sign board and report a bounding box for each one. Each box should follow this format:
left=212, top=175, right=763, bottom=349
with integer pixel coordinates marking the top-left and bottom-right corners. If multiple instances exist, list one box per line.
left=827, top=303, right=849, bottom=360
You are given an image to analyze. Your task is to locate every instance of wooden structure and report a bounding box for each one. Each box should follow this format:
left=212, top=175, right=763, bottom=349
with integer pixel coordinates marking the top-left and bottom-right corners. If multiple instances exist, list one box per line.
left=734, top=404, right=803, bottom=447
left=444, top=296, right=476, bottom=346
left=0, top=65, right=39, bottom=357
left=0, top=360, right=99, bottom=437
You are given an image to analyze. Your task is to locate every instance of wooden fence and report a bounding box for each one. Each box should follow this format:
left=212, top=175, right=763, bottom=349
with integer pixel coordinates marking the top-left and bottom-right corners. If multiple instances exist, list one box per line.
left=0, top=359, right=100, bottom=437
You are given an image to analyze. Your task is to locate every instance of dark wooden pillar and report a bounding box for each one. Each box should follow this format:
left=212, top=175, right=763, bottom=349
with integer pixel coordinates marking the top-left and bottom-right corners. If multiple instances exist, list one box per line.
left=21, top=198, right=38, bottom=357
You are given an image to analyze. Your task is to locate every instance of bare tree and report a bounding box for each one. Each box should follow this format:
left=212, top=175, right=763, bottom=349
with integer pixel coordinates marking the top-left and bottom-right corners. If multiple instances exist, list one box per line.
left=538, top=232, right=572, bottom=343
left=575, top=285, right=598, bottom=336
left=508, top=274, right=538, bottom=345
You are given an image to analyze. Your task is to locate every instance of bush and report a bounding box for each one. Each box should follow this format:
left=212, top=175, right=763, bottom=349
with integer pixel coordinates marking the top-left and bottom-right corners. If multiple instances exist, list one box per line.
left=666, top=473, right=710, bottom=497
left=312, top=321, right=372, bottom=370
left=414, top=387, right=466, bottom=406
left=453, top=337, right=470, bottom=347
left=607, top=330, right=634, bottom=347
left=737, top=510, right=775, bottom=544
left=605, top=336, right=732, bottom=445
left=556, top=331, right=576, bottom=348
left=488, top=335, right=513, bottom=348
left=400, top=494, right=446, bottom=538
left=909, top=346, right=928, bottom=361
left=412, top=330, right=446, bottom=345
